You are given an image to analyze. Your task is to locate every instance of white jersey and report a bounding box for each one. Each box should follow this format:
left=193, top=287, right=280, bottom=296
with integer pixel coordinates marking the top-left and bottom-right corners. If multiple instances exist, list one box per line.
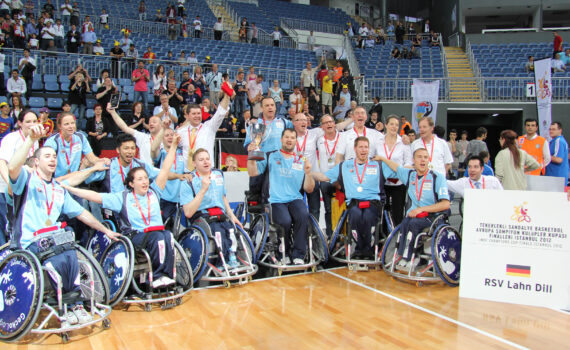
left=337, top=127, right=384, bottom=161
left=0, top=130, right=39, bottom=191
left=376, top=136, right=412, bottom=186
left=317, top=131, right=346, bottom=173
left=411, top=136, right=453, bottom=176
left=294, top=128, right=323, bottom=172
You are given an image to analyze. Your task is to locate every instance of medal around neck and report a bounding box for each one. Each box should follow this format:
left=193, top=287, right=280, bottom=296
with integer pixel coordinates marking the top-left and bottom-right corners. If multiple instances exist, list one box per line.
left=248, top=123, right=266, bottom=160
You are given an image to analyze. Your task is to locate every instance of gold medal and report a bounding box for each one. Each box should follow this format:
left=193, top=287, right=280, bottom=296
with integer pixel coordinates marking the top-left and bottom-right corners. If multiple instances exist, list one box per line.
left=46, top=219, right=52, bottom=226
left=428, top=163, right=433, bottom=170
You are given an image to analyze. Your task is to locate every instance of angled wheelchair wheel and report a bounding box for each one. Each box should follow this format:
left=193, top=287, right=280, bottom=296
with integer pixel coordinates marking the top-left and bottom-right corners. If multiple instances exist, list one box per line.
left=249, top=214, right=268, bottom=261
left=0, top=243, right=10, bottom=265
left=432, top=225, right=462, bottom=287
left=309, top=215, right=328, bottom=262
left=328, top=210, right=348, bottom=253
left=234, top=203, right=247, bottom=226
left=0, top=250, right=44, bottom=342
left=86, top=219, right=115, bottom=262
left=173, top=240, right=193, bottom=290
left=380, top=224, right=401, bottom=271
left=75, top=245, right=111, bottom=305
left=235, top=226, right=256, bottom=265
left=178, top=226, right=209, bottom=282
left=100, top=237, right=135, bottom=307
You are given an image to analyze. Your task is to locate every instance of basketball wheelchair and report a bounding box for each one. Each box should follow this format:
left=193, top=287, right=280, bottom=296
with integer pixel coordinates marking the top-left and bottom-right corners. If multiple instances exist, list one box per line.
left=0, top=227, right=112, bottom=343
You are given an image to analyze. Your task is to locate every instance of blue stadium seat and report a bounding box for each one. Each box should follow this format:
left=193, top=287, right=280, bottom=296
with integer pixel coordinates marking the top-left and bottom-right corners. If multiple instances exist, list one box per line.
left=32, top=79, right=44, bottom=91
left=47, top=98, right=63, bottom=109
left=86, top=109, right=95, bottom=118
left=29, top=97, right=45, bottom=108
left=45, top=82, right=60, bottom=92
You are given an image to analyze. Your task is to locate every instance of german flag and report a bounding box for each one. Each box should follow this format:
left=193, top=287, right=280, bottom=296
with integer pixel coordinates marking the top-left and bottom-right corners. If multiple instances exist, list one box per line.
left=506, top=264, right=531, bottom=277
left=219, top=139, right=248, bottom=171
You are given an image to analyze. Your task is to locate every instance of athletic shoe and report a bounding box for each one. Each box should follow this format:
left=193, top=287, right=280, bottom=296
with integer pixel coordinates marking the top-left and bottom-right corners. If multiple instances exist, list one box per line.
left=152, top=278, right=165, bottom=289
left=72, top=304, right=93, bottom=324
left=293, top=258, right=304, bottom=265
left=228, top=253, right=239, bottom=268
left=65, top=310, right=78, bottom=325
left=159, top=276, right=176, bottom=286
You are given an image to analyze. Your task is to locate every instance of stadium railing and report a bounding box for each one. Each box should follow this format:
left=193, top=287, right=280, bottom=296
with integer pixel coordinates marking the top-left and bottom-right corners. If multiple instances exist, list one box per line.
left=281, top=18, right=345, bottom=35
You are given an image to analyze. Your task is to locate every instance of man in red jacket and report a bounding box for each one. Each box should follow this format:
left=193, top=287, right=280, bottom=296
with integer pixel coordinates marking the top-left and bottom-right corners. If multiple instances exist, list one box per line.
left=553, top=31, right=564, bottom=58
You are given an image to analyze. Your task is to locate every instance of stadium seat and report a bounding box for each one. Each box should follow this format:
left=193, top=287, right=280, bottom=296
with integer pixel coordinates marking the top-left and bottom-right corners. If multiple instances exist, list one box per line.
left=29, top=97, right=45, bottom=108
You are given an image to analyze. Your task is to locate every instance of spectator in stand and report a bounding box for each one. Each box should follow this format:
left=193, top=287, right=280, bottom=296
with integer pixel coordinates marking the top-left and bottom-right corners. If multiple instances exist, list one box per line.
left=191, top=65, right=207, bottom=97
left=523, top=56, right=535, bottom=73
left=430, top=31, right=439, bottom=47
left=495, top=129, right=539, bottom=191
left=395, top=21, right=405, bottom=45
left=216, top=112, right=234, bottom=138
left=25, top=17, right=38, bottom=38
left=60, top=0, right=72, bottom=26
left=316, top=64, right=328, bottom=90
left=205, top=63, right=222, bottom=105
left=40, top=20, right=56, bottom=50
left=193, top=15, right=201, bottom=38
left=123, top=101, right=148, bottom=133
left=553, top=31, right=563, bottom=58
left=307, top=30, right=315, bottom=51
left=233, top=70, right=247, bottom=120
left=81, top=15, right=92, bottom=34
left=0, top=102, right=13, bottom=140
left=12, top=18, right=26, bottom=49
left=412, top=33, right=422, bottom=47
left=70, top=1, right=80, bottom=26
left=409, top=45, right=421, bottom=59
left=552, top=53, right=566, bottom=72
left=222, top=156, right=239, bottom=171
left=332, top=97, right=350, bottom=121
left=52, top=18, right=65, bottom=49
left=456, top=130, right=469, bottom=173
left=17, top=48, right=34, bottom=100
left=365, top=111, right=380, bottom=129
left=177, top=0, right=185, bottom=17
left=187, top=51, right=198, bottom=64
left=119, top=30, right=133, bottom=51
left=267, top=80, right=283, bottom=115
left=391, top=46, right=401, bottom=59
left=66, top=23, right=80, bottom=53
left=408, top=23, right=416, bottom=39
left=364, top=35, right=375, bottom=48
left=201, top=98, right=215, bottom=121
left=246, top=66, right=257, bottom=83
left=42, top=0, right=55, bottom=18
left=407, top=128, right=416, bottom=142
left=109, top=41, right=124, bottom=78
left=95, top=76, right=119, bottom=131
left=165, top=80, right=183, bottom=117
left=155, top=9, right=164, bottom=23
left=247, top=74, right=263, bottom=118
left=321, top=70, right=334, bottom=116
left=560, top=48, right=570, bottom=66
left=375, top=25, right=386, bottom=45
left=125, top=44, right=140, bottom=74
left=93, top=39, right=104, bottom=55
left=152, top=64, right=167, bottom=106
left=339, top=84, right=351, bottom=107
left=132, top=60, right=150, bottom=114
left=182, top=83, right=201, bottom=106
left=68, top=69, right=90, bottom=129
left=213, top=17, right=223, bottom=41
left=202, top=56, right=213, bottom=74
left=423, top=19, right=430, bottom=33
left=239, top=17, right=248, bottom=42
left=96, top=69, right=112, bottom=89
left=271, top=26, right=281, bottom=47
left=142, top=46, right=155, bottom=63
left=466, top=126, right=488, bottom=159
left=82, top=23, right=96, bottom=54
left=153, top=92, right=178, bottom=127
left=99, top=9, right=109, bottom=28
left=358, top=22, right=368, bottom=48
left=545, top=122, right=569, bottom=185
left=447, top=129, right=460, bottom=178
left=86, top=104, right=110, bottom=156
left=138, top=1, right=146, bottom=21
left=307, top=87, right=320, bottom=122
left=289, top=85, right=302, bottom=113
left=250, top=22, right=258, bottom=44
left=9, top=95, right=23, bottom=122
left=300, top=57, right=323, bottom=95
left=0, top=48, right=4, bottom=96
left=25, top=0, right=34, bottom=19
left=39, top=107, right=54, bottom=139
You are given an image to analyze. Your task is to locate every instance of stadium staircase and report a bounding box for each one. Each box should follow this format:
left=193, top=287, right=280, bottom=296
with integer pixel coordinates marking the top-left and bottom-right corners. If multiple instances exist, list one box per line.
left=444, top=46, right=481, bottom=102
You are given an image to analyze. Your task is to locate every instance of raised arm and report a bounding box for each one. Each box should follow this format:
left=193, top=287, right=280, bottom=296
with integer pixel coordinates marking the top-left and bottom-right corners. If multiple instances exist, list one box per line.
left=154, top=133, right=180, bottom=190
left=106, top=103, right=134, bottom=135
left=61, top=184, right=103, bottom=204
left=303, top=158, right=315, bottom=193
left=374, top=155, right=399, bottom=172
left=9, top=125, right=44, bottom=181
left=56, top=161, right=108, bottom=186
left=311, top=171, right=330, bottom=182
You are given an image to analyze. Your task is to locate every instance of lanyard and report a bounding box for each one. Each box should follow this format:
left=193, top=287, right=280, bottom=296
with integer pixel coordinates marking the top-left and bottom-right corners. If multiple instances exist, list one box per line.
left=280, top=149, right=300, bottom=162
left=296, top=132, right=308, bottom=156
left=469, top=177, right=485, bottom=189
left=383, top=142, right=396, bottom=160
left=354, top=127, right=366, bottom=138
left=19, top=129, right=35, bottom=154
left=188, top=124, right=202, bottom=151
left=118, top=160, right=133, bottom=183
left=60, top=133, right=74, bottom=168
left=415, top=172, right=428, bottom=202
left=36, top=171, right=55, bottom=218
left=132, top=190, right=151, bottom=226
left=324, top=132, right=339, bottom=158
left=354, top=159, right=368, bottom=185
left=422, top=137, right=435, bottom=163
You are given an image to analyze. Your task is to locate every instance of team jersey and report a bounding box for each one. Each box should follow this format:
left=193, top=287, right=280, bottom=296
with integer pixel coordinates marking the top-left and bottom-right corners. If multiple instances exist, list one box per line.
left=383, top=165, right=449, bottom=215
left=256, top=151, right=305, bottom=204
left=376, top=137, right=412, bottom=186
left=179, top=169, right=227, bottom=213
left=0, top=130, right=40, bottom=192
left=295, top=128, right=323, bottom=171
left=337, top=127, right=384, bottom=160
left=244, top=117, right=292, bottom=153
left=155, top=147, right=184, bottom=203
left=85, top=157, right=159, bottom=193
left=545, top=135, right=569, bottom=184
left=44, top=132, right=93, bottom=177
left=11, top=170, right=84, bottom=248
left=101, top=183, right=163, bottom=234
left=325, top=159, right=386, bottom=203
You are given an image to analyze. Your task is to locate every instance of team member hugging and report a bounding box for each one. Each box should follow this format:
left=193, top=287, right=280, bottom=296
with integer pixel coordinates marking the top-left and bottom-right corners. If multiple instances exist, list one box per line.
left=376, top=148, right=450, bottom=270
left=312, top=136, right=386, bottom=259
left=247, top=128, right=314, bottom=265
left=179, top=148, right=243, bottom=269
left=63, top=134, right=180, bottom=289
left=9, top=122, right=120, bottom=325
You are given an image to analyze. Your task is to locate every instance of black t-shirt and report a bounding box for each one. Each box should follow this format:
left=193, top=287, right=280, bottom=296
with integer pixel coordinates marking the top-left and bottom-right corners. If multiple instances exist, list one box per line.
left=110, top=47, right=124, bottom=61
left=68, top=80, right=88, bottom=105
left=234, top=79, right=246, bottom=97
left=96, top=86, right=114, bottom=106
left=122, top=113, right=147, bottom=132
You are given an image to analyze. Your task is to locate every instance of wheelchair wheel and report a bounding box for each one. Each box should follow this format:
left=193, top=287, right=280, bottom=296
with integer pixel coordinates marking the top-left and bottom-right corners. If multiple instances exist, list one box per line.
left=249, top=214, right=268, bottom=261
left=328, top=210, right=348, bottom=252
left=173, top=241, right=193, bottom=290
left=75, top=245, right=111, bottom=305
left=309, top=215, right=328, bottom=262
left=100, top=237, right=135, bottom=307
left=0, top=243, right=10, bottom=265
left=235, top=226, right=256, bottom=265
left=432, top=225, right=462, bottom=287
left=233, top=203, right=247, bottom=226
left=0, top=250, right=44, bottom=342
left=178, top=226, right=209, bottom=282
left=86, top=220, right=115, bottom=262
left=380, top=225, right=401, bottom=271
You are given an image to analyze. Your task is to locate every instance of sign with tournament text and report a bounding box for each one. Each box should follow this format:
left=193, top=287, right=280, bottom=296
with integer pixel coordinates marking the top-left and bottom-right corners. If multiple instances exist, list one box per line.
left=459, top=189, right=570, bottom=309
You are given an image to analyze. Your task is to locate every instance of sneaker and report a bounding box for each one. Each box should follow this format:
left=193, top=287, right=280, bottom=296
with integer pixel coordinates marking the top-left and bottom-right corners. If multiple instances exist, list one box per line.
left=72, top=304, right=93, bottom=324
left=293, top=258, right=304, bottom=265
left=159, top=276, right=176, bottom=286
left=152, top=278, right=165, bottom=289
left=228, top=253, right=239, bottom=268
left=65, top=310, right=78, bottom=325
left=280, top=256, right=291, bottom=265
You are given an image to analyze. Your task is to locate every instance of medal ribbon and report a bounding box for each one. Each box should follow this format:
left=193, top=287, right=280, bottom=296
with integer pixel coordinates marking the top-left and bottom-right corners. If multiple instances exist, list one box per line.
left=415, top=172, right=428, bottom=202
left=469, top=177, right=485, bottom=189
left=118, top=159, right=133, bottom=183
left=422, top=137, right=435, bottom=163
left=60, top=133, right=74, bottom=168
left=354, top=159, right=368, bottom=186
left=296, top=132, right=308, bottom=157
left=132, top=190, right=151, bottom=226
left=354, top=127, right=366, bottom=138
left=324, top=132, right=339, bottom=159
left=36, top=171, right=55, bottom=219
left=383, top=143, right=396, bottom=160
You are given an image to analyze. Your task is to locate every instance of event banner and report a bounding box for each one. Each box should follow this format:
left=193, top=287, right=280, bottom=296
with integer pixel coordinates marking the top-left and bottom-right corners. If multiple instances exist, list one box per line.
left=460, top=189, right=570, bottom=309
left=411, top=79, right=440, bottom=132
left=533, top=58, right=552, bottom=139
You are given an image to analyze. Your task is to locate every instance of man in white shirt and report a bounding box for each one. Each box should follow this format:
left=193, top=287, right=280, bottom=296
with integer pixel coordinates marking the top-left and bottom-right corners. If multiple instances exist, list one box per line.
left=176, top=91, right=232, bottom=170
left=213, top=17, right=223, bottom=41
left=300, top=57, right=323, bottom=95
left=247, top=75, right=263, bottom=117
left=446, top=155, right=503, bottom=197
left=7, top=69, right=27, bottom=101
left=271, top=26, right=281, bottom=47
left=411, top=117, right=453, bottom=176
left=41, top=21, right=56, bottom=50
left=289, top=86, right=302, bottom=113
left=205, top=63, right=222, bottom=105
left=153, top=93, right=178, bottom=128
left=552, top=53, right=566, bottom=72
left=53, top=18, right=65, bottom=49
left=60, top=0, right=73, bottom=26
left=193, top=15, right=202, bottom=38
left=336, top=106, right=384, bottom=162
left=307, top=31, right=316, bottom=51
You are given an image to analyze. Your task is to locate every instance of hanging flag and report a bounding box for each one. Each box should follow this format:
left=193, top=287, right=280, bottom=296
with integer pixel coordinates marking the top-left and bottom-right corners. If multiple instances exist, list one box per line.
left=219, top=139, right=248, bottom=171
left=533, top=58, right=552, bottom=139
left=411, top=79, right=440, bottom=132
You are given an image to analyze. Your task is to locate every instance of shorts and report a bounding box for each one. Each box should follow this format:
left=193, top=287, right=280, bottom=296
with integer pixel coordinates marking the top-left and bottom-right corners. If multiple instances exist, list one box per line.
left=322, top=91, right=332, bottom=106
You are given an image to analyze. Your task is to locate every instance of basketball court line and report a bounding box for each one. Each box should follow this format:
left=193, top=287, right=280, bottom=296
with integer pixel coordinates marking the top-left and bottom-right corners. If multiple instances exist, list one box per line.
left=325, top=270, right=529, bottom=350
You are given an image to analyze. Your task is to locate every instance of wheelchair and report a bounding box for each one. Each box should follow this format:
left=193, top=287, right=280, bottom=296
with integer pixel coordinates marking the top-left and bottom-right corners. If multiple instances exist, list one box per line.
left=175, top=210, right=258, bottom=288
left=328, top=200, right=392, bottom=272
left=380, top=213, right=462, bottom=287
left=88, top=221, right=193, bottom=312
left=248, top=205, right=328, bottom=276
left=0, top=230, right=112, bottom=343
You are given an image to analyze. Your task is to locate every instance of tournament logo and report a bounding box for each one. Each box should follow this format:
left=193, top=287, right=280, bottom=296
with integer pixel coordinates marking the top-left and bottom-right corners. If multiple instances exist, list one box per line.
left=414, top=101, right=432, bottom=121
left=511, top=202, right=531, bottom=223
left=537, top=72, right=551, bottom=100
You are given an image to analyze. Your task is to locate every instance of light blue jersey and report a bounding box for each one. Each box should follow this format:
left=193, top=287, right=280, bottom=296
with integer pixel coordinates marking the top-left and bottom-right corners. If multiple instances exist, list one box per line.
left=11, top=170, right=84, bottom=248
left=86, top=157, right=159, bottom=193
left=155, top=147, right=185, bottom=203
left=179, top=169, right=227, bottom=213
left=257, top=151, right=305, bottom=204
left=325, top=160, right=386, bottom=203
left=44, top=132, right=93, bottom=177
left=383, top=164, right=449, bottom=215
left=101, top=183, right=164, bottom=233
left=545, top=135, right=569, bottom=184
left=244, top=117, right=292, bottom=153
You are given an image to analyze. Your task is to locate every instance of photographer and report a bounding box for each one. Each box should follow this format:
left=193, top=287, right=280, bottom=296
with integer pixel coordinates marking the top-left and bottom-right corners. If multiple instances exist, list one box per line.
left=205, top=63, right=222, bottom=105
left=68, top=70, right=91, bottom=130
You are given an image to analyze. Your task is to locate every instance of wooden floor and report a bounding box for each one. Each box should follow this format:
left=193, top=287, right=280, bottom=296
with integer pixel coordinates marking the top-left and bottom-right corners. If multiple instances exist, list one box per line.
left=7, top=267, right=570, bottom=349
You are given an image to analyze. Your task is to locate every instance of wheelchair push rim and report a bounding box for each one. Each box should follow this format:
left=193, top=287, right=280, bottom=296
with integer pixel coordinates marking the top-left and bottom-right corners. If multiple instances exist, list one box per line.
left=432, top=225, right=461, bottom=287
left=178, top=226, right=209, bottom=282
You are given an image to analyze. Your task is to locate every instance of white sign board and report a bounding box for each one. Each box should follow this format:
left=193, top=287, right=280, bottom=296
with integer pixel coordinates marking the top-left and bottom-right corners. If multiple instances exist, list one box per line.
left=224, top=171, right=249, bottom=205
left=526, top=83, right=536, bottom=98
left=460, top=189, right=570, bottom=309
